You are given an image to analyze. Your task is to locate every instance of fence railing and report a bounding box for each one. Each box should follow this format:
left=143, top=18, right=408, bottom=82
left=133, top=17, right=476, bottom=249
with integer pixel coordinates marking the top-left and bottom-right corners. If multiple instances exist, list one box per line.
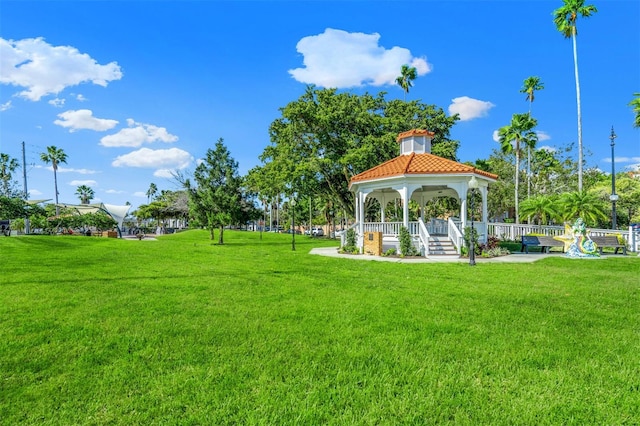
left=487, top=222, right=631, bottom=242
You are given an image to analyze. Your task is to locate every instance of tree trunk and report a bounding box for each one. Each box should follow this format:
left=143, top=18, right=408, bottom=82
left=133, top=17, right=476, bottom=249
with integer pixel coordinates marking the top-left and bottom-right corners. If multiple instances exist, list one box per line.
left=572, top=29, right=583, bottom=192
left=53, top=168, right=60, bottom=216
left=218, top=226, right=224, bottom=245
left=515, top=147, right=520, bottom=224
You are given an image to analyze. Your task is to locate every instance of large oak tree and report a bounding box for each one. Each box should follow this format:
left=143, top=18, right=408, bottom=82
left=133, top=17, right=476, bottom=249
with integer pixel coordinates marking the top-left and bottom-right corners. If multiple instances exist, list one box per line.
left=252, top=86, right=459, bottom=218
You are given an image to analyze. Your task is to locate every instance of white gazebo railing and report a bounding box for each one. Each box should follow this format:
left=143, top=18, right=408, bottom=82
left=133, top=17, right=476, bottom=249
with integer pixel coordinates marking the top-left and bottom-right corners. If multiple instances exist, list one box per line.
left=417, top=218, right=431, bottom=256
left=487, top=222, right=632, bottom=245
left=448, top=218, right=464, bottom=254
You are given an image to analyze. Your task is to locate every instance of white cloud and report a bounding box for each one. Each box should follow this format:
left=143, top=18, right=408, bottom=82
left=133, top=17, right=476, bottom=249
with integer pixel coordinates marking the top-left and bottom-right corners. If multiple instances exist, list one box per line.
left=54, top=109, right=118, bottom=132
left=112, top=147, right=193, bottom=171
left=57, top=166, right=99, bottom=174
left=36, top=165, right=99, bottom=174
left=153, top=169, right=175, bottom=178
left=105, top=189, right=125, bottom=194
left=448, top=97, right=495, bottom=121
left=0, top=100, right=11, bottom=111
left=29, top=189, right=43, bottom=196
left=100, top=119, right=178, bottom=147
left=69, top=179, right=97, bottom=186
left=76, top=94, right=87, bottom=102
left=492, top=130, right=500, bottom=142
left=133, top=191, right=147, bottom=198
left=48, top=97, right=65, bottom=107
left=0, top=37, right=123, bottom=101
left=604, top=156, right=640, bottom=163
left=625, top=163, right=640, bottom=172
left=536, top=131, right=550, bottom=141
left=289, top=28, right=431, bottom=88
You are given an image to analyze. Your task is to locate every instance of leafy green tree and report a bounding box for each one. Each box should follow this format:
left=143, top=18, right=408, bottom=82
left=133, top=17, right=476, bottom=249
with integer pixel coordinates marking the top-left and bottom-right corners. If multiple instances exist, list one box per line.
left=0, top=196, right=26, bottom=219
left=629, top=93, right=640, bottom=128
left=498, top=113, right=538, bottom=223
left=553, top=0, right=598, bottom=192
left=40, top=145, right=68, bottom=215
left=589, top=171, right=640, bottom=228
left=395, top=64, right=417, bottom=101
left=520, top=76, right=544, bottom=199
left=146, top=182, right=158, bottom=204
left=186, top=138, right=242, bottom=244
left=557, top=191, right=607, bottom=227
left=0, top=153, right=20, bottom=197
left=75, top=185, right=95, bottom=204
left=258, top=86, right=459, bottom=218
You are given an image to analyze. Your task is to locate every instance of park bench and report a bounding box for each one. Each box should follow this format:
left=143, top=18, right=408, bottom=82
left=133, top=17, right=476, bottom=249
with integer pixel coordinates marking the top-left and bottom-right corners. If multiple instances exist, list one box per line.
left=589, top=235, right=627, bottom=255
left=521, top=235, right=564, bottom=254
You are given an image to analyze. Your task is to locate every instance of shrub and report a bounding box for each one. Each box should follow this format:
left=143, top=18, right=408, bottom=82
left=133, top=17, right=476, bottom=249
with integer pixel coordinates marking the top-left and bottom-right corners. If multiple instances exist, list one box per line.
left=340, top=228, right=359, bottom=254
left=382, top=247, right=397, bottom=257
left=463, top=227, right=480, bottom=256
left=399, top=226, right=417, bottom=257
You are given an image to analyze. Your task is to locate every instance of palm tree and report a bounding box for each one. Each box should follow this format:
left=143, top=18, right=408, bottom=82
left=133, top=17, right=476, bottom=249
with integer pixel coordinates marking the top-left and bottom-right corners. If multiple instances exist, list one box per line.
left=40, top=145, right=68, bottom=215
left=75, top=185, right=95, bottom=204
left=553, top=0, right=598, bottom=192
left=520, top=76, right=544, bottom=199
left=0, top=153, right=20, bottom=197
left=146, top=182, right=157, bottom=204
left=395, top=64, right=417, bottom=101
left=519, top=195, right=558, bottom=230
left=558, top=191, right=607, bottom=227
left=498, top=113, right=538, bottom=224
left=629, top=93, right=640, bottom=128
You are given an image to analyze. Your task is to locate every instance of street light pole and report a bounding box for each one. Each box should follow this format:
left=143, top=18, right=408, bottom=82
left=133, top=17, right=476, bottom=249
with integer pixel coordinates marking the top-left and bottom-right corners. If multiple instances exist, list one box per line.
left=468, top=176, right=479, bottom=266
left=610, top=126, right=618, bottom=230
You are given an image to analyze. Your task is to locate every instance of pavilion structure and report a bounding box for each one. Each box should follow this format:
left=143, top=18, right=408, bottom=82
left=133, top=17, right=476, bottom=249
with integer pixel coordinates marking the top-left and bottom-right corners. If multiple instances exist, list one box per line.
left=56, top=203, right=131, bottom=237
left=348, top=129, right=498, bottom=257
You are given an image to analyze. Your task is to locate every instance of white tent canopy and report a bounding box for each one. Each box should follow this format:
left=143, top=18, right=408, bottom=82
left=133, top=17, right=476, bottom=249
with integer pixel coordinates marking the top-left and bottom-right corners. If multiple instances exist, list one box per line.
left=56, top=203, right=131, bottom=237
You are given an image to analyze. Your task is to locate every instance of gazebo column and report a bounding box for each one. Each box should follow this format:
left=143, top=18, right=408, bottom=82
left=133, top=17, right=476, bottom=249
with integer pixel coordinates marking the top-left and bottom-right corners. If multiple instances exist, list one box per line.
left=379, top=194, right=386, bottom=223
left=481, top=186, right=488, bottom=223
left=460, top=196, right=468, bottom=230
left=358, top=192, right=365, bottom=236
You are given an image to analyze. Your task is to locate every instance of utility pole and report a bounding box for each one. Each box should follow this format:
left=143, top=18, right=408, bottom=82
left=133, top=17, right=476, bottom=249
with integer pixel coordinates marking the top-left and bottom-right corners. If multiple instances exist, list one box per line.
left=22, top=141, right=30, bottom=234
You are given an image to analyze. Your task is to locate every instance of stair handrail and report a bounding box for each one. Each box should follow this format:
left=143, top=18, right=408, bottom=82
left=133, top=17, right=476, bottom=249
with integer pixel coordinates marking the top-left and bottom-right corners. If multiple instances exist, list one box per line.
left=417, top=217, right=431, bottom=257
left=447, top=217, right=463, bottom=254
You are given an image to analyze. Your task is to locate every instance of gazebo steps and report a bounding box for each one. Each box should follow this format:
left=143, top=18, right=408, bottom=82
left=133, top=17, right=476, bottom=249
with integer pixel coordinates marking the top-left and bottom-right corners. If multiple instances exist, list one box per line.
left=427, top=236, right=458, bottom=257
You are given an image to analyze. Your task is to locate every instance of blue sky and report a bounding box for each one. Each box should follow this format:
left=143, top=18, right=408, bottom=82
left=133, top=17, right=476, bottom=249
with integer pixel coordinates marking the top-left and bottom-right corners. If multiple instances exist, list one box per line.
left=1, top=0, right=638, bottom=210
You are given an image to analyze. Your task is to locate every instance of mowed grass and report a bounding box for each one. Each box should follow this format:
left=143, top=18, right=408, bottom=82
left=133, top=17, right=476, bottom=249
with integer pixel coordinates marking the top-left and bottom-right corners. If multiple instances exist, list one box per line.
left=1, top=230, right=639, bottom=425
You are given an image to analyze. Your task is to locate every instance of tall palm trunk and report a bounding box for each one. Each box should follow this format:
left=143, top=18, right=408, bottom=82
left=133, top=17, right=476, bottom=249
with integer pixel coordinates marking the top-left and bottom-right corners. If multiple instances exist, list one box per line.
left=515, top=142, right=520, bottom=225
left=53, top=164, right=60, bottom=216
left=572, top=27, right=583, bottom=192
left=527, top=103, right=532, bottom=200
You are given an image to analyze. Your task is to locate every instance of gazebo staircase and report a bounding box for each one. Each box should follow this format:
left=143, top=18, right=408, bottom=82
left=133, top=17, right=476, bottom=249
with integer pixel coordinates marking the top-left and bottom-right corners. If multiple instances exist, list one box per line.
left=426, top=235, right=459, bottom=257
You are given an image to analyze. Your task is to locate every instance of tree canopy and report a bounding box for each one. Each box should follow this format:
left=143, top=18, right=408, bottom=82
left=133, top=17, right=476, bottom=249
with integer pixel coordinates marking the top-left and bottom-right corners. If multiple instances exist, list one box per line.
left=184, top=138, right=243, bottom=244
left=251, top=86, right=460, bottom=218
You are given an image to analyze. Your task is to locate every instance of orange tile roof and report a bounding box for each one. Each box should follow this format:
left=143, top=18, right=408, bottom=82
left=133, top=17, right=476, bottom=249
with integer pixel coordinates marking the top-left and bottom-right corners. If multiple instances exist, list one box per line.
left=350, top=152, right=498, bottom=184
left=396, top=129, right=435, bottom=142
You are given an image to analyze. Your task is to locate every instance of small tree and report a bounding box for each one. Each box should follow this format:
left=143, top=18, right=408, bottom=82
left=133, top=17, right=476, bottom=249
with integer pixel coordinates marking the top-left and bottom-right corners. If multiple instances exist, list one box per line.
left=186, top=138, right=242, bottom=244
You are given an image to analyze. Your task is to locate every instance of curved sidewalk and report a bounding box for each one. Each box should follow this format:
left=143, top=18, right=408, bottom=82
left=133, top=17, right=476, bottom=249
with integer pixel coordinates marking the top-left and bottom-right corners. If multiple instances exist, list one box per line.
left=309, top=247, right=560, bottom=263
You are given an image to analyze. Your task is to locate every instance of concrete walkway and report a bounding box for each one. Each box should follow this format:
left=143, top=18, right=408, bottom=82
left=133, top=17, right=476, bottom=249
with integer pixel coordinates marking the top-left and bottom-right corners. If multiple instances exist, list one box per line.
left=309, top=247, right=559, bottom=263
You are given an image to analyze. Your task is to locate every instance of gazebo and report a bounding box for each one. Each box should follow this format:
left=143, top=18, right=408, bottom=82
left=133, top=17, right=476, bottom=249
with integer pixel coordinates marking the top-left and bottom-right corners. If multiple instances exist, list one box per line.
left=348, top=129, right=498, bottom=257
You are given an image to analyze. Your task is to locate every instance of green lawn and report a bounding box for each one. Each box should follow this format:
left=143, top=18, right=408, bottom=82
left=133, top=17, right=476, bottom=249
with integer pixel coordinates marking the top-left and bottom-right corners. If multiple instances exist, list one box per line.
left=1, top=230, right=639, bottom=425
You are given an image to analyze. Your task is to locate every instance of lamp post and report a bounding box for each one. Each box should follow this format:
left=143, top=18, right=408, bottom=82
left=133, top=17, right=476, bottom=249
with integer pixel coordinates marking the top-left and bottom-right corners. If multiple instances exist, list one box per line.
left=468, top=176, right=479, bottom=266
left=291, top=197, right=296, bottom=251
left=609, top=126, right=618, bottom=230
